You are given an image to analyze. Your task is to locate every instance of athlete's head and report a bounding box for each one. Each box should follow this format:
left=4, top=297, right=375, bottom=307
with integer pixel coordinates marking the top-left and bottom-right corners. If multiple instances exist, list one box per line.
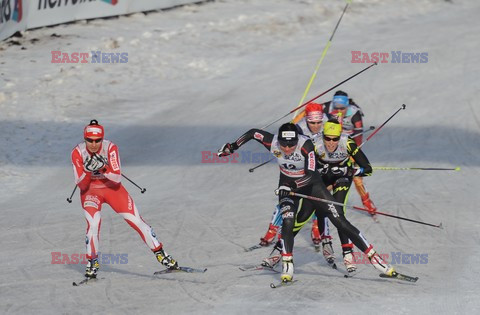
left=305, top=102, right=323, bottom=134
left=323, top=119, right=342, bottom=152
left=84, top=119, right=104, bottom=153
left=332, top=90, right=349, bottom=110
left=278, top=123, right=299, bottom=155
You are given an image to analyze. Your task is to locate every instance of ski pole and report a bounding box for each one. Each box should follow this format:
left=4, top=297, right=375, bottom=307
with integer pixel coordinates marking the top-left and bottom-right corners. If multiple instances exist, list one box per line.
left=122, top=174, right=146, bottom=193
left=290, top=192, right=443, bottom=229
left=248, top=125, right=375, bottom=173
left=340, top=104, right=406, bottom=164
left=373, top=166, right=461, bottom=171
left=261, top=63, right=377, bottom=130
left=67, top=173, right=146, bottom=203
left=248, top=158, right=273, bottom=173
left=362, top=104, right=406, bottom=147
left=66, top=185, right=77, bottom=203
left=292, top=0, right=352, bottom=119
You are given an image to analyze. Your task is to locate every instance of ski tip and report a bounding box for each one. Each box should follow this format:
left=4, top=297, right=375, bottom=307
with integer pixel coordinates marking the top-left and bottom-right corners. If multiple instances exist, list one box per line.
left=72, top=282, right=77, bottom=286
left=454, top=167, right=461, bottom=171
left=438, top=222, right=443, bottom=229
left=270, top=283, right=277, bottom=289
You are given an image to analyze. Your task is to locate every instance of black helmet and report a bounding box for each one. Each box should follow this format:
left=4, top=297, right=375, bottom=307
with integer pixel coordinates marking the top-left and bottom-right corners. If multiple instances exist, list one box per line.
left=278, top=123, right=299, bottom=147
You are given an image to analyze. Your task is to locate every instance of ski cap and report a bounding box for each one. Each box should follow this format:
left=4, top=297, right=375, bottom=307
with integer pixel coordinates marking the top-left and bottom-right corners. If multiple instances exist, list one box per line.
left=323, top=119, right=342, bottom=137
left=305, top=102, right=323, bottom=122
left=278, top=123, right=299, bottom=147
left=332, top=90, right=349, bottom=109
left=84, top=119, right=104, bottom=139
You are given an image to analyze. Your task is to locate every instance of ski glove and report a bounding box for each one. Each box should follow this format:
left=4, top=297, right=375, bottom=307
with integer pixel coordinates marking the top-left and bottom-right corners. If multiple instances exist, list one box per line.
left=84, top=154, right=107, bottom=172
left=217, top=143, right=237, bottom=157
left=320, top=164, right=330, bottom=175
left=330, top=166, right=349, bottom=176
left=275, top=185, right=292, bottom=198
left=352, top=167, right=364, bottom=176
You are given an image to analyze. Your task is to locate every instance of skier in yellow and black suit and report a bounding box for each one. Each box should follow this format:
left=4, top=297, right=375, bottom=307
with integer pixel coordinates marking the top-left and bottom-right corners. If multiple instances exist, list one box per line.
left=314, top=118, right=373, bottom=274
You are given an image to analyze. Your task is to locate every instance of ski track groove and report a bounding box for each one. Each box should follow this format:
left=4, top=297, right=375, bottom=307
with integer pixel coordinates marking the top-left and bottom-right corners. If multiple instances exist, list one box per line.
left=177, top=279, right=214, bottom=308
left=191, top=211, right=245, bottom=250
left=104, top=277, right=115, bottom=306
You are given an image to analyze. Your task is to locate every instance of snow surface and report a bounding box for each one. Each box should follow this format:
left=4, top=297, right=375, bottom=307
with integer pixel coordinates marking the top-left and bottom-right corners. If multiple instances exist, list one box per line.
left=1, top=0, right=480, bottom=314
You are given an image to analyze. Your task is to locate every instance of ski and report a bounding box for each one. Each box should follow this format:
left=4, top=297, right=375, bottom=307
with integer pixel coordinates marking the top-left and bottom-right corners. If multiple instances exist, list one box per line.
left=72, top=277, right=100, bottom=286
left=329, top=262, right=354, bottom=278
left=244, top=244, right=264, bottom=252
left=270, top=279, right=298, bottom=289
left=379, top=272, right=418, bottom=283
left=239, top=264, right=279, bottom=273
left=153, top=266, right=207, bottom=275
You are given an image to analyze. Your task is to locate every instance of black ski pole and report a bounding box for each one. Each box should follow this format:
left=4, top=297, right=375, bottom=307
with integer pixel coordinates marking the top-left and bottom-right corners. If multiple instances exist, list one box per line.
left=67, top=185, right=77, bottom=203
left=291, top=192, right=443, bottom=229
left=261, top=63, right=377, bottom=130
left=122, top=174, right=146, bottom=193
left=339, top=104, right=406, bottom=164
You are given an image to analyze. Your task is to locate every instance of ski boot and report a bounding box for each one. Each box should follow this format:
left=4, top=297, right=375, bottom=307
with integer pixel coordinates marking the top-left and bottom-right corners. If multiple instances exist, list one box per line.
left=85, top=258, right=100, bottom=278
left=367, top=248, right=396, bottom=276
left=155, top=247, right=179, bottom=270
left=361, top=193, right=377, bottom=215
left=260, top=223, right=279, bottom=246
left=281, top=254, right=294, bottom=282
left=262, top=241, right=282, bottom=268
left=342, top=249, right=357, bottom=273
left=322, top=237, right=335, bottom=265
left=262, top=254, right=281, bottom=268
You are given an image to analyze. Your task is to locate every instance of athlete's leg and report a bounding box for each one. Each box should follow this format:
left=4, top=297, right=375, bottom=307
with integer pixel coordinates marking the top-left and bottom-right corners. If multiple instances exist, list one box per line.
left=80, top=190, right=104, bottom=260
left=353, top=176, right=377, bottom=214
left=80, top=189, right=104, bottom=278
left=260, top=204, right=282, bottom=246
left=104, top=185, right=162, bottom=251
left=104, top=185, right=178, bottom=268
left=311, top=182, right=395, bottom=275
left=332, top=177, right=354, bottom=252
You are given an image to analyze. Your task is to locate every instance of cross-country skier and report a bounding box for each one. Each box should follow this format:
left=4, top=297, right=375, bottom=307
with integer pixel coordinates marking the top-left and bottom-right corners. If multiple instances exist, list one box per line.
left=263, top=118, right=374, bottom=274
left=324, top=90, right=378, bottom=215
left=71, top=120, right=179, bottom=278
left=218, top=123, right=396, bottom=282
left=259, top=103, right=328, bottom=252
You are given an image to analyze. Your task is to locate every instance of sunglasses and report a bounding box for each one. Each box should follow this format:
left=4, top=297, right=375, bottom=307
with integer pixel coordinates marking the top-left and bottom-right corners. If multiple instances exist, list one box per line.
left=323, top=135, right=340, bottom=142
left=335, top=106, right=347, bottom=110
left=279, top=142, right=297, bottom=148
left=307, top=121, right=322, bottom=125
left=85, top=138, right=103, bottom=143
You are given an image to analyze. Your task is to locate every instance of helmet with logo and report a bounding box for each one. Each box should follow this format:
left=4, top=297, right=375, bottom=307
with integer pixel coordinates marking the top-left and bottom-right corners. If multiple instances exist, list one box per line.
left=305, top=102, right=323, bottom=122
left=332, top=90, right=349, bottom=109
left=84, top=119, right=104, bottom=139
left=323, top=119, right=342, bottom=137
left=278, top=123, right=299, bottom=147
